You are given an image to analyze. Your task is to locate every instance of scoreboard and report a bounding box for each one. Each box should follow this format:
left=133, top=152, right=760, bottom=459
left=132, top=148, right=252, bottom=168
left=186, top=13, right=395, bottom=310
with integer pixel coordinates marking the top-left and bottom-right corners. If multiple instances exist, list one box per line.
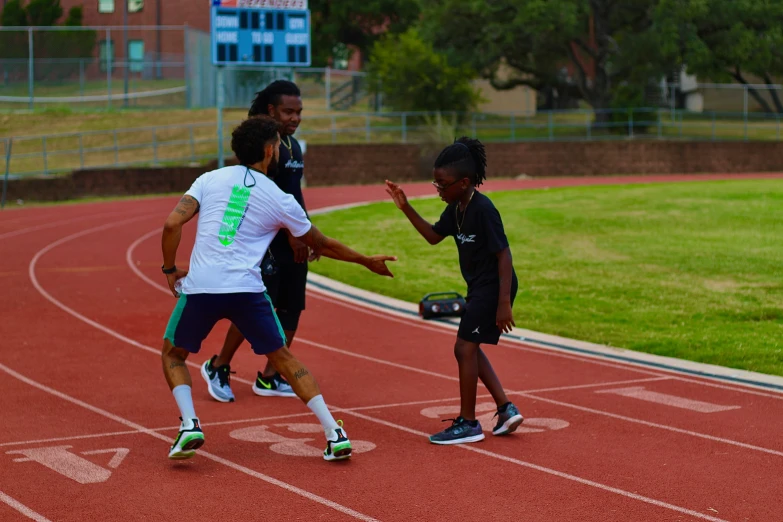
left=210, top=0, right=311, bottom=66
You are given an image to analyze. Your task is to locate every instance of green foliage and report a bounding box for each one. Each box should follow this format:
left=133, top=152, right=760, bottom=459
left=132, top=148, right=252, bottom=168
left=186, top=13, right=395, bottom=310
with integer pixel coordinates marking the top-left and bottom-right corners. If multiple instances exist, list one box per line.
left=366, top=28, right=482, bottom=113
left=0, top=0, right=97, bottom=82
left=655, top=0, right=783, bottom=113
left=420, top=0, right=668, bottom=112
left=606, top=83, right=661, bottom=134
left=308, top=0, right=420, bottom=68
left=0, top=0, right=26, bottom=25
left=25, top=0, right=62, bottom=25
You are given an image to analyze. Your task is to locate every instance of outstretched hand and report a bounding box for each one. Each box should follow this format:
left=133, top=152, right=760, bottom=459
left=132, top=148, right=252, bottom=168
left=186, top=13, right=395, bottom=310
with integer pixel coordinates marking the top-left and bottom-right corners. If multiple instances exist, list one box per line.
left=365, top=255, right=398, bottom=278
left=385, top=180, right=408, bottom=210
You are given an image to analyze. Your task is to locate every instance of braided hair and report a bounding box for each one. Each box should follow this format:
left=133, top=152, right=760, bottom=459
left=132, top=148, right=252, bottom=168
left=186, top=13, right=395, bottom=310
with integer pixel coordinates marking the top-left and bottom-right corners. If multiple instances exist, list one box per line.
left=433, top=137, right=488, bottom=187
left=248, top=80, right=301, bottom=117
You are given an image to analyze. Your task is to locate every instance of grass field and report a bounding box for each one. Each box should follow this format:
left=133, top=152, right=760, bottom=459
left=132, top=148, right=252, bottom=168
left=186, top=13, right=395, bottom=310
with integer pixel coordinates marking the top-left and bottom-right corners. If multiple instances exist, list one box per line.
left=309, top=179, right=783, bottom=376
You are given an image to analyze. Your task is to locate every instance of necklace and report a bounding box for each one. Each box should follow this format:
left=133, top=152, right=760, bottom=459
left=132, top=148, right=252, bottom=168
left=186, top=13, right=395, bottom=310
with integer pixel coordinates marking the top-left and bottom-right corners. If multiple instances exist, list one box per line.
left=456, top=190, right=475, bottom=235
left=281, top=135, right=293, bottom=155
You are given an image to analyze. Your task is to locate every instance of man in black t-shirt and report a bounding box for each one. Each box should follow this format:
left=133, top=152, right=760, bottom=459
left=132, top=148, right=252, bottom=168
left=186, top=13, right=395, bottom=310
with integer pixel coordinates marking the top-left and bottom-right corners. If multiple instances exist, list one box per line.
left=200, top=80, right=310, bottom=402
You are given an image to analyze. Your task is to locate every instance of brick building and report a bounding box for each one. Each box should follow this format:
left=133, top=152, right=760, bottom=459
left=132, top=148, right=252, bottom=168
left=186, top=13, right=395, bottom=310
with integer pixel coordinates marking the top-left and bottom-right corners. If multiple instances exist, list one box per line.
left=49, top=0, right=209, bottom=81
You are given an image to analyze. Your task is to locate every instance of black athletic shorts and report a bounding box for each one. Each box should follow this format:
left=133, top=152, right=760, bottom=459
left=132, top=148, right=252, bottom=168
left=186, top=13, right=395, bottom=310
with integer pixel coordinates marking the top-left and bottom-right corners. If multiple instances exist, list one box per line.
left=457, top=278, right=519, bottom=345
left=264, top=260, right=308, bottom=332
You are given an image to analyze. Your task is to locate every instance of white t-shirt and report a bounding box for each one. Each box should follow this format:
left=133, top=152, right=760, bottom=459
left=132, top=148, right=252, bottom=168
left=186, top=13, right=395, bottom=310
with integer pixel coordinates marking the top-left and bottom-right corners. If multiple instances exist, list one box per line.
left=178, top=165, right=312, bottom=294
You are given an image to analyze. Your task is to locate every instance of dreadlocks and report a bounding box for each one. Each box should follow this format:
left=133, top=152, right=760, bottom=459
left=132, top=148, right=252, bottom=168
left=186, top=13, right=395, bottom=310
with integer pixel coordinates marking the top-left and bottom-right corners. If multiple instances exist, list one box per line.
left=433, top=137, right=488, bottom=187
left=248, top=80, right=301, bottom=117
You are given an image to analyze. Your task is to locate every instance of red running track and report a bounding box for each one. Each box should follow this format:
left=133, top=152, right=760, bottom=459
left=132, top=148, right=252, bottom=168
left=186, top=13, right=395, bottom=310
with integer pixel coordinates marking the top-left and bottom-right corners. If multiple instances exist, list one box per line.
left=2, top=175, right=783, bottom=521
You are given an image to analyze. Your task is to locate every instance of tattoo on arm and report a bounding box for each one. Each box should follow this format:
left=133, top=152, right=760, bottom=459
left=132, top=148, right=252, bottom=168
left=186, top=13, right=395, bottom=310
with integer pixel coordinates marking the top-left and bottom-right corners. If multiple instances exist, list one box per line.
left=173, top=195, right=199, bottom=217
left=293, top=368, right=310, bottom=380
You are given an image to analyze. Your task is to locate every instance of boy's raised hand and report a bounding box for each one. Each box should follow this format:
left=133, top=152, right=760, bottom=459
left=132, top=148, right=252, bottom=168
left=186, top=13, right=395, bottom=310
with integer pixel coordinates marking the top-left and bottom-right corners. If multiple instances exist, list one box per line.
left=385, top=180, right=408, bottom=210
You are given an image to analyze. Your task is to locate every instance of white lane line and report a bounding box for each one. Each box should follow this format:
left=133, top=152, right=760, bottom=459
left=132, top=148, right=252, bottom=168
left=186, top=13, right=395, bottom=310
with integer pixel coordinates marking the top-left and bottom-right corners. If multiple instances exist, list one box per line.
left=0, top=491, right=53, bottom=522
left=124, top=225, right=783, bottom=459
left=0, top=363, right=378, bottom=522
left=337, top=409, right=729, bottom=522
left=28, top=221, right=378, bottom=522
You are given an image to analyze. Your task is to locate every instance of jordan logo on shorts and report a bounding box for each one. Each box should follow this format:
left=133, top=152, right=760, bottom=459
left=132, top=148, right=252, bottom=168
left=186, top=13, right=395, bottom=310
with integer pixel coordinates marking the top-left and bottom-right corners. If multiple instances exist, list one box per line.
left=218, top=185, right=252, bottom=246
left=472, top=327, right=480, bottom=334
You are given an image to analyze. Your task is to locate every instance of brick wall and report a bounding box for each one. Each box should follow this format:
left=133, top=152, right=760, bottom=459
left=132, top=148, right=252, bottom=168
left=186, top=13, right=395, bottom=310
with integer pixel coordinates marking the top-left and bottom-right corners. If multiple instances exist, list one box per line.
left=484, top=141, right=783, bottom=177
left=6, top=141, right=783, bottom=203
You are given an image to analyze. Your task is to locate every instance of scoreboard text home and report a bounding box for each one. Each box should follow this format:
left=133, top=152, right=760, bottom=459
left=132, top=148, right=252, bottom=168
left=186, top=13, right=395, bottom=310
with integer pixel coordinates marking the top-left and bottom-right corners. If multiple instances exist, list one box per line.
left=210, top=0, right=311, bottom=66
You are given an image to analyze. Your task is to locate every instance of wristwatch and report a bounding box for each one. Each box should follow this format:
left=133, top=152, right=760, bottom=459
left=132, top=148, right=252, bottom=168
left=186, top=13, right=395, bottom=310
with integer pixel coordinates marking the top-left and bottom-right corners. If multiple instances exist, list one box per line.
left=161, top=265, right=177, bottom=274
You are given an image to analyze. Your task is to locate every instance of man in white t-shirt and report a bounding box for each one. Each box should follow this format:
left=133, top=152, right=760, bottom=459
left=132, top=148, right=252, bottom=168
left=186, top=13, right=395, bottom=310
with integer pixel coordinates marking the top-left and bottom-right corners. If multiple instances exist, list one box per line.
left=159, top=115, right=396, bottom=461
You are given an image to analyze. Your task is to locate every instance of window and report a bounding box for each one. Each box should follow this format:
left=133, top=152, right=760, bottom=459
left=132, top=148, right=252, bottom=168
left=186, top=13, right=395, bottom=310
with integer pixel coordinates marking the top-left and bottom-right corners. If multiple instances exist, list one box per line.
left=98, top=0, right=115, bottom=13
left=128, top=40, right=144, bottom=73
left=128, top=0, right=144, bottom=13
left=99, top=40, right=114, bottom=72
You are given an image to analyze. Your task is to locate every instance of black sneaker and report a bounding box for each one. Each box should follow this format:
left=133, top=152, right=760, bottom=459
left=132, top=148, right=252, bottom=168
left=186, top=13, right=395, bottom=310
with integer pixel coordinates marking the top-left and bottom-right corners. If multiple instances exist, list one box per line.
left=252, top=371, right=296, bottom=397
left=200, top=355, right=235, bottom=403
left=492, top=402, right=524, bottom=435
left=429, top=416, right=485, bottom=445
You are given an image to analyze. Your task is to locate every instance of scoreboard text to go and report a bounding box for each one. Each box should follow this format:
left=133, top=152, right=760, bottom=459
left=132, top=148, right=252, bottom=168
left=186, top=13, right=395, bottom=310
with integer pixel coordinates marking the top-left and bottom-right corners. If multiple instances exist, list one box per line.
left=211, top=8, right=311, bottom=66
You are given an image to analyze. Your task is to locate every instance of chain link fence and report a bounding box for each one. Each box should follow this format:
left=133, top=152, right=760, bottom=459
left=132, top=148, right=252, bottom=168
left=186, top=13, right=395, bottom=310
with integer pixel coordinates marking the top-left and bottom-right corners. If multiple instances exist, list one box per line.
left=0, top=25, right=374, bottom=112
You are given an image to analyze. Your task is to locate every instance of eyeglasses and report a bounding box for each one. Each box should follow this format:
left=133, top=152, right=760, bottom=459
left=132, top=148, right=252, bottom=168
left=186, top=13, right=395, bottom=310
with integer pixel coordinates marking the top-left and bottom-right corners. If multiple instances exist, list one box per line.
left=431, top=178, right=464, bottom=191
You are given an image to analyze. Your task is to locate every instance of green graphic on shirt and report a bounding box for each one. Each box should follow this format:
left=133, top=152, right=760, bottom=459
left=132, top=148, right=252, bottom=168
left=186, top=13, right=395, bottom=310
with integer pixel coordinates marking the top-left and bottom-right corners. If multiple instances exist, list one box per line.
left=218, top=184, right=252, bottom=246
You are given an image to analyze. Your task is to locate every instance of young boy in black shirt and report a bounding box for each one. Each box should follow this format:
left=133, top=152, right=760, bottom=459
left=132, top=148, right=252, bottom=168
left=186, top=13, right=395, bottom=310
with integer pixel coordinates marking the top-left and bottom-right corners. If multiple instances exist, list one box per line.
left=385, top=137, right=524, bottom=444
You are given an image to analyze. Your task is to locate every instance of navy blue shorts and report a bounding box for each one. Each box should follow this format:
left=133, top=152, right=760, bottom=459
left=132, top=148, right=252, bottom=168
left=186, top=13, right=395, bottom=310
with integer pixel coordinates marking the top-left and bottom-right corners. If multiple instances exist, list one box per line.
left=163, top=292, right=286, bottom=355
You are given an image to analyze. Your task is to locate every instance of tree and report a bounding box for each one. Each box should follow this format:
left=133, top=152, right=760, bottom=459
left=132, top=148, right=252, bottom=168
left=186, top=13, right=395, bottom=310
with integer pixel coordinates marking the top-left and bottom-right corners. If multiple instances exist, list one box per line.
left=25, top=0, right=62, bottom=26
left=420, top=0, right=668, bottom=121
left=308, top=0, right=420, bottom=67
left=366, top=28, right=482, bottom=114
left=0, top=0, right=96, bottom=82
left=655, top=0, right=783, bottom=113
left=0, top=0, right=27, bottom=26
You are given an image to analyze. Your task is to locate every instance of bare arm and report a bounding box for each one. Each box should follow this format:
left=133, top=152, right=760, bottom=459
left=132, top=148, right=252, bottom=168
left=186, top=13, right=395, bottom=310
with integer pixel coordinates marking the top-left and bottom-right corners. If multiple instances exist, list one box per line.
left=495, top=247, right=515, bottom=333
left=400, top=203, right=446, bottom=245
left=385, top=180, right=445, bottom=245
left=296, top=224, right=396, bottom=277
left=161, top=195, right=199, bottom=296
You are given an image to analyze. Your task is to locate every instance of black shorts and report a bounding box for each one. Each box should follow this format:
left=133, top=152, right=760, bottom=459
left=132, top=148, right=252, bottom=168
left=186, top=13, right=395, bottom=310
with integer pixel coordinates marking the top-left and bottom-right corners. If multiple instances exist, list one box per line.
left=264, top=260, right=308, bottom=331
left=457, top=279, right=519, bottom=345
left=164, top=292, right=286, bottom=355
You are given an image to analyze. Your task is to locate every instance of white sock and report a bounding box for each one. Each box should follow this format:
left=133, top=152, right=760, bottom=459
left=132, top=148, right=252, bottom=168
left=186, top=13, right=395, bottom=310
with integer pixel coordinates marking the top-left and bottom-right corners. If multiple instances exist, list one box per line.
left=172, top=385, right=197, bottom=424
left=306, top=395, right=339, bottom=433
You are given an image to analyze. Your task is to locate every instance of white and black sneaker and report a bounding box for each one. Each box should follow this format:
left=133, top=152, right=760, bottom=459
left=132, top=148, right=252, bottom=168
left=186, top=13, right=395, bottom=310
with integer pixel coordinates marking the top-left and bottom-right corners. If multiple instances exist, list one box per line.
left=168, top=417, right=205, bottom=460
left=323, top=420, right=352, bottom=461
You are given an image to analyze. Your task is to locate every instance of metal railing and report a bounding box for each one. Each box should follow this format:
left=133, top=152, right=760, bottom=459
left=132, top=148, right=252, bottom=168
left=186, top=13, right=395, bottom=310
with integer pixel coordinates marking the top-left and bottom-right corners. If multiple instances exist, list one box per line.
left=5, top=108, right=783, bottom=178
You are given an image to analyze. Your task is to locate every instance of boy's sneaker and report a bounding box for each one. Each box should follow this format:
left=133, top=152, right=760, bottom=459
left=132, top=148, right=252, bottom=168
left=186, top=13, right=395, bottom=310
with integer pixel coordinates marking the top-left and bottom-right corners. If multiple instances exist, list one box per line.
left=429, top=416, right=485, bottom=445
left=200, top=355, right=235, bottom=403
left=323, top=420, right=352, bottom=461
left=252, top=372, right=296, bottom=397
left=168, top=417, right=205, bottom=460
left=492, top=402, right=524, bottom=436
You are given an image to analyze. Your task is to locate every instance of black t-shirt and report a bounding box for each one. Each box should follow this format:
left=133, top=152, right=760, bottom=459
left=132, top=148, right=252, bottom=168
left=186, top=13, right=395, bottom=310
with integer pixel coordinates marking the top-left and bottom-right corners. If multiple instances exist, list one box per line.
left=432, top=191, right=517, bottom=298
left=268, top=135, right=306, bottom=263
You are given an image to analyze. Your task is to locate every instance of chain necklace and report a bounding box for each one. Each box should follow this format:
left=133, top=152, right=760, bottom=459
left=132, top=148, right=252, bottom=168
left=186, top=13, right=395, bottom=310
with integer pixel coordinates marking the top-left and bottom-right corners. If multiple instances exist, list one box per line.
left=281, top=135, right=293, bottom=155
left=455, top=189, right=475, bottom=235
